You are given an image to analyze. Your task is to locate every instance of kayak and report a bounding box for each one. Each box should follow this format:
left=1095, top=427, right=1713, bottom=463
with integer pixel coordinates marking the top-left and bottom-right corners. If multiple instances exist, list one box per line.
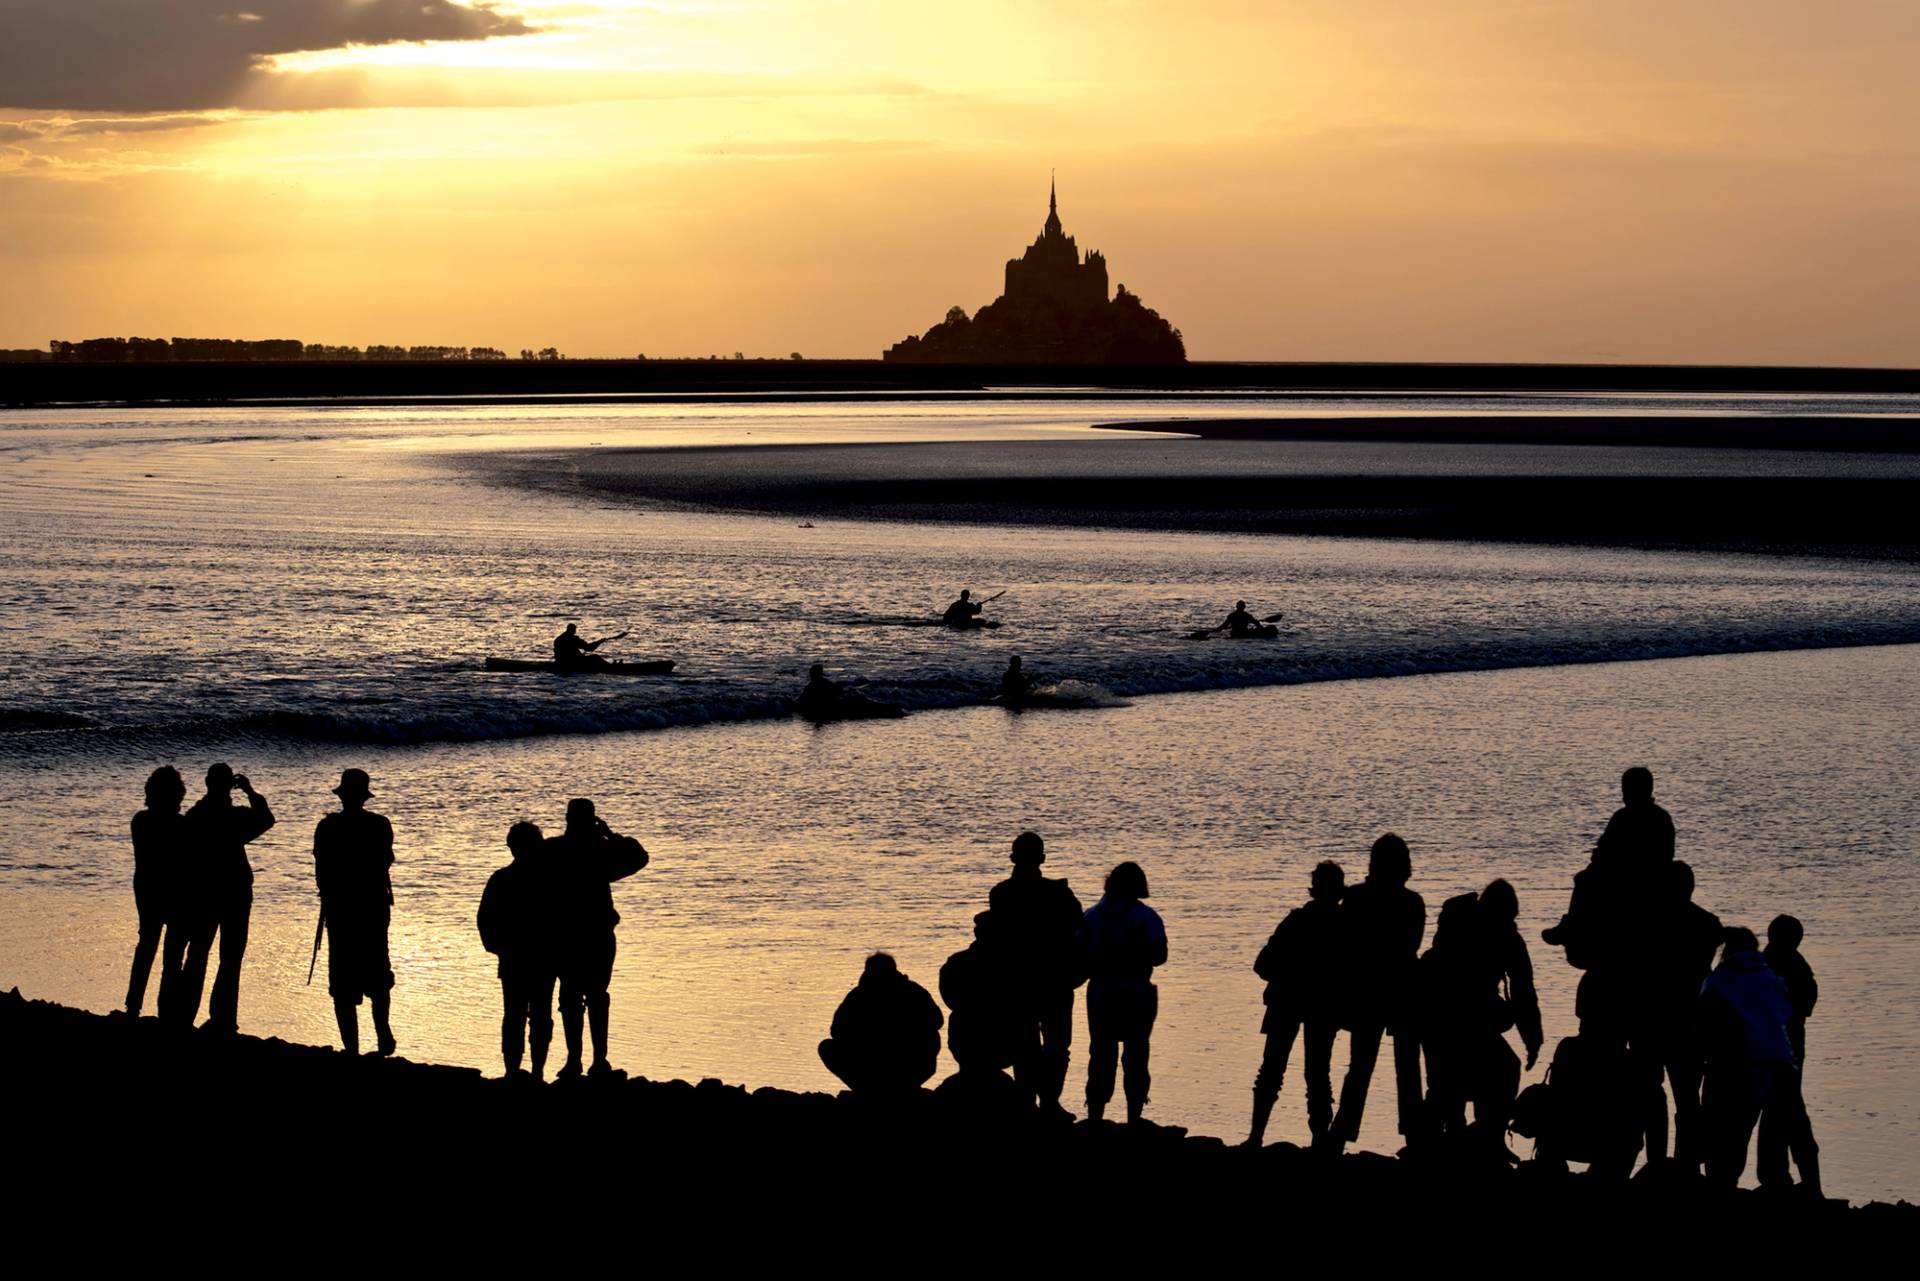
left=855, top=617, right=1003, bottom=630
left=1184, top=626, right=1279, bottom=641
left=484, top=657, right=677, bottom=674
left=993, top=680, right=1130, bottom=712
left=795, top=694, right=905, bottom=723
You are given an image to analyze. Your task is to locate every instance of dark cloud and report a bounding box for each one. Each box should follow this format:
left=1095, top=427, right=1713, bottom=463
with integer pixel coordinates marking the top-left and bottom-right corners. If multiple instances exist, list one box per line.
left=0, top=114, right=231, bottom=139
left=0, top=1, right=532, bottom=111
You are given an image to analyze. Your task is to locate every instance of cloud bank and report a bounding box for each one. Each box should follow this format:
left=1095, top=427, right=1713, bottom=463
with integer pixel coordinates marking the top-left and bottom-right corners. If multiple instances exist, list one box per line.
left=0, top=1, right=532, bottom=111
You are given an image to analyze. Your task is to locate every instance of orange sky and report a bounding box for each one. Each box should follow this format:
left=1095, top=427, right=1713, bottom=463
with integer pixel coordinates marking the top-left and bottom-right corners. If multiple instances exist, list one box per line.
left=3, top=1, right=1917, bottom=364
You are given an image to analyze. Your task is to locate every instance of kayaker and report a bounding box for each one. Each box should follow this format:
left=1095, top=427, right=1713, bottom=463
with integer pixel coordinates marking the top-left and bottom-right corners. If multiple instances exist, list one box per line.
left=553, top=623, right=617, bottom=671
left=999, top=656, right=1030, bottom=703
left=942, top=590, right=983, bottom=629
left=798, top=664, right=843, bottom=713
left=1219, top=601, right=1260, bottom=637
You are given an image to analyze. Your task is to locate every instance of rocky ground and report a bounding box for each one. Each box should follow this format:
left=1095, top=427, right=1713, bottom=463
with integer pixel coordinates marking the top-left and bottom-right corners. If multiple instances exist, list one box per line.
left=4, top=989, right=1909, bottom=1260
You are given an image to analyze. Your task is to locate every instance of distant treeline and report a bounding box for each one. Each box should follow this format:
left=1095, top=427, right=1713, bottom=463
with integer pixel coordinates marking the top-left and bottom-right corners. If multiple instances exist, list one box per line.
left=22, top=338, right=557, bottom=363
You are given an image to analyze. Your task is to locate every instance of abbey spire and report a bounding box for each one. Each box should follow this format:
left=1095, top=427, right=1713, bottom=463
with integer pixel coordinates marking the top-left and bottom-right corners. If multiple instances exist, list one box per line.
left=1044, top=172, right=1062, bottom=238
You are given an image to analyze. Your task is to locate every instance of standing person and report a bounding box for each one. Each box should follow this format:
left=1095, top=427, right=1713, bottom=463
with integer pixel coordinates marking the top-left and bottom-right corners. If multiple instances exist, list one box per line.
left=479, top=822, right=559, bottom=1081
left=125, top=766, right=186, bottom=1018
left=1082, top=861, right=1167, bottom=1125
left=1653, top=861, right=1723, bottom=1172
left=987, top=831, right=1085, bottom=1119
left=1245, top=860, right=1346, bottom=1149
left=175, top=763, right=273, bottom=1033
left=819, top=953, right=945, bottom=1097
left=1418, top=880, right=1541, bottom=1158
left=1330, top=833, right=1427, bottom=1152
left=1758, top=915, right=1822, bottom=1196
left=1699, top=927, right=1796, bottom=1189
left=549, top=798, right=649, bottom=1079
left=313, top=768, right=396, bottom=1058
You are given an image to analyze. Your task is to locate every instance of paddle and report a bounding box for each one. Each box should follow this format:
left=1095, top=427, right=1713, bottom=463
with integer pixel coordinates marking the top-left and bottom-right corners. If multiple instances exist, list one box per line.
left=591, top=629, right=629, bottom=648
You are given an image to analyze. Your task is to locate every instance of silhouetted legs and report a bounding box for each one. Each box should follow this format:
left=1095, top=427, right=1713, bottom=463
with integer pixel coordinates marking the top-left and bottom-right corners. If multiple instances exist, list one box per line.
left=1085, top=983, right=1157, bottom=1123
left=1333, top=1019, right=1424, bottom=1145
left=1757, top=1066, right=1821, bottom=1194
left=1705, top=1062, right=1791, bottom=1188
left=163, top=913, right=213, bottom=1025
left=203, top=879, right=252, bottom=1034
left=124, top=898, right=168, bottom=1016
left=1666, top=1049, right=1707, bottom=1172
left=1013, top=990, right=1073, bottom=1111
left=558, top=939, right=616, bottom=1076
left=502, top=972, right=556, bottom=1078
left=1248, top=1017, right=1337, bottom=1146
left=331, top=993, right=395, bottom=1059
left=817, top=1037, right=937, bottom=1095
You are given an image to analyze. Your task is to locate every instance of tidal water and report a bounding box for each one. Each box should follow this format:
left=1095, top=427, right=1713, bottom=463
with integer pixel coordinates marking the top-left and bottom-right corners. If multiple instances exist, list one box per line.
left=1, top=395, right=1916, bottom=1200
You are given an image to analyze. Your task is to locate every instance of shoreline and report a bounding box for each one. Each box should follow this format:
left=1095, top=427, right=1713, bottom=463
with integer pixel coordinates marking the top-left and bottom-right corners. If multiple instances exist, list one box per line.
left=477, top=435, right=1920, bottom=560
left=6, top=989, right=1912, bottom=1242
left=8, top=358, right=1920, bottom=409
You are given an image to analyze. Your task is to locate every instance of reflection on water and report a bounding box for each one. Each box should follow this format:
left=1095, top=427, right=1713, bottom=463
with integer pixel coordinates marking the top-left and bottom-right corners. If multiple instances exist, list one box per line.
left=1, top=646, right=1914, bottom=1200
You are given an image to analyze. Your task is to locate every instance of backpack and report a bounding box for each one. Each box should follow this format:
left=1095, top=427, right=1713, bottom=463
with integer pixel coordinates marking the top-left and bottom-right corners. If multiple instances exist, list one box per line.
left=1509, top=1035, right=1641, bottom=1167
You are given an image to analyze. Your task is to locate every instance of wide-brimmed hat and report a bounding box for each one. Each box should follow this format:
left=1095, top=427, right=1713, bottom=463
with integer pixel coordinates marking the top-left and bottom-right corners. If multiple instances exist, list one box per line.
left=333, top=768, right=374, bottom=799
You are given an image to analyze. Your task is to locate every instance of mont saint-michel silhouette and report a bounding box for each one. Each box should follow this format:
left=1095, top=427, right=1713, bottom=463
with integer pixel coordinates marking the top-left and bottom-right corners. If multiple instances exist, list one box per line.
left=885, top=179, right=1187, bottom=364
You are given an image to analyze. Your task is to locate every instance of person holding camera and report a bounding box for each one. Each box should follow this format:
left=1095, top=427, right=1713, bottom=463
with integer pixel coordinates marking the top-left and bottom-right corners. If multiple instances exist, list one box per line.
left=175, top=762, right=274, bottom=1033
left=548, top=798, right=649, bottom=1079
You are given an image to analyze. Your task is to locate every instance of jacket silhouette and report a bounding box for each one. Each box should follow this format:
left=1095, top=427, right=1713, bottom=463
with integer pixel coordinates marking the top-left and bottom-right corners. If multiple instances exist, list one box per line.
left=986, top=831, right=1085, bottom=1115
left=548, top=799, right=649, bottom=1078
left=939, top=912, right=1021, bottom=1073
left=819, top=953, right=944, bottom=1095
left=1082, top=862, right=1166, bottom=1124
left=173, top=764, right=273, bottom=1032
left=1758, top=916, right=1821, bottom=1195
left=480, top=821, right=560, bottom=1079
left=127, top=766, right=186, bottom=1018
left=1700, top=931, right=1795, bottom=1188
left=313, top=769, right=395, bottom=1057
left=1330, top=834, right=1426, bottom=1148
left=1246, top=860, right=1345, bottom=1147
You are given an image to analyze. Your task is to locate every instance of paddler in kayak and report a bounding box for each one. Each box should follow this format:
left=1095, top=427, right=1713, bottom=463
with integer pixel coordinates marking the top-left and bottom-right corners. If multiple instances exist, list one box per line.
left=1207, top=600, right=1281, bottom=639
left=797, top=663, right=845, bottom=716
left=999, top=656, right=1031, bottom=703
left=553, top=623, right=628, bottom=672
left=942, top=589, right=1003, bottom=629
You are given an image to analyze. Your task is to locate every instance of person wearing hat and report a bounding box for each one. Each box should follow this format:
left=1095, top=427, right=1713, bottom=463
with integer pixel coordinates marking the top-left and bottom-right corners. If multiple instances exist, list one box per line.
left=176, top=762, right=274, bottom=1032
left=313, top=767, right=396, bottom=1057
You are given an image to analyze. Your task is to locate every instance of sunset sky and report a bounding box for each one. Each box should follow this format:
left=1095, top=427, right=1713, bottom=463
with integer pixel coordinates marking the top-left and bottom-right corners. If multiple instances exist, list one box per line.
left=3, top=1, right=1917, bottom=364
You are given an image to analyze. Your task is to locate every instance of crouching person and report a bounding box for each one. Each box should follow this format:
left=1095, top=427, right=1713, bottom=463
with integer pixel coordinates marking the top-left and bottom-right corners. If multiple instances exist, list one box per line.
left=479, top=822, right=559, bottom=1080
left=819, top=953, right=944, bottom=1098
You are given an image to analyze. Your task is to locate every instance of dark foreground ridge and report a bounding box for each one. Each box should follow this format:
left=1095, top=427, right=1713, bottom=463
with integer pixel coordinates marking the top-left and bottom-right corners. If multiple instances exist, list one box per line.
left=5, top=990, right=1909, bottom=1251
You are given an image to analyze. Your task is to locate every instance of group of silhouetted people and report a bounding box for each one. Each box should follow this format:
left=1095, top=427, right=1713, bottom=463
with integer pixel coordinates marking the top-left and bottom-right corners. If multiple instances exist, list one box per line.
left=122, top=759, right=1822, bottom=1191
left=123, top=763, right=654, bottom=1079
left=807, top=768, right=1822, bottom=1194
left=125, top=762, right=276, bottom=1034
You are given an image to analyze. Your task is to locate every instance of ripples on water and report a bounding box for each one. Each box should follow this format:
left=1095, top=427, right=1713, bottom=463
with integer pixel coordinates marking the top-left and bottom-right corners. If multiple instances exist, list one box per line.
left=0, top=397, right=1917, bottom=1200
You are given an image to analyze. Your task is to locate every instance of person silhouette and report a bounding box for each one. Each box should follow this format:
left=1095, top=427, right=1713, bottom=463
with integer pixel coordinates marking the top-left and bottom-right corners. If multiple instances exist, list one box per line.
left=1700, top=927, right=1796, bottom=1189
left=1758, top=915, right=1821, bottom=1196
left=987, top=831, right=1086, bottom=1120
left=313, top=768, right=396, bottom=1058
left=819, top=952, right=944, bottom=1096
left=1082, top=860, right=1166, bottom=1124
left=1245, top=859, right=1346, bottom=1148
left=1418, top=881, right=1541, bottom=1160
left=553, top=623, right=616, bottom=671
left=1543, top=768, right=1678, bottom=1162
left=124, top=765, right=186, bottom=1019
left=934, top=911, right=1033, bottom=1125
left=479, top=821, right=559, bottom=1080
left=999, top=656, right=1030, bottom=703
left=548, top=798, right=649, bottom=1079
left=942, top=589, right=983, bottom=629
left=1330, top=833, right=1427, bottom=1152
left=1653, top=860, right=1722, bottom=1173
left=798, top=663, right=843, bottom=713
left=174, top=763, right=273, bottom=1033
